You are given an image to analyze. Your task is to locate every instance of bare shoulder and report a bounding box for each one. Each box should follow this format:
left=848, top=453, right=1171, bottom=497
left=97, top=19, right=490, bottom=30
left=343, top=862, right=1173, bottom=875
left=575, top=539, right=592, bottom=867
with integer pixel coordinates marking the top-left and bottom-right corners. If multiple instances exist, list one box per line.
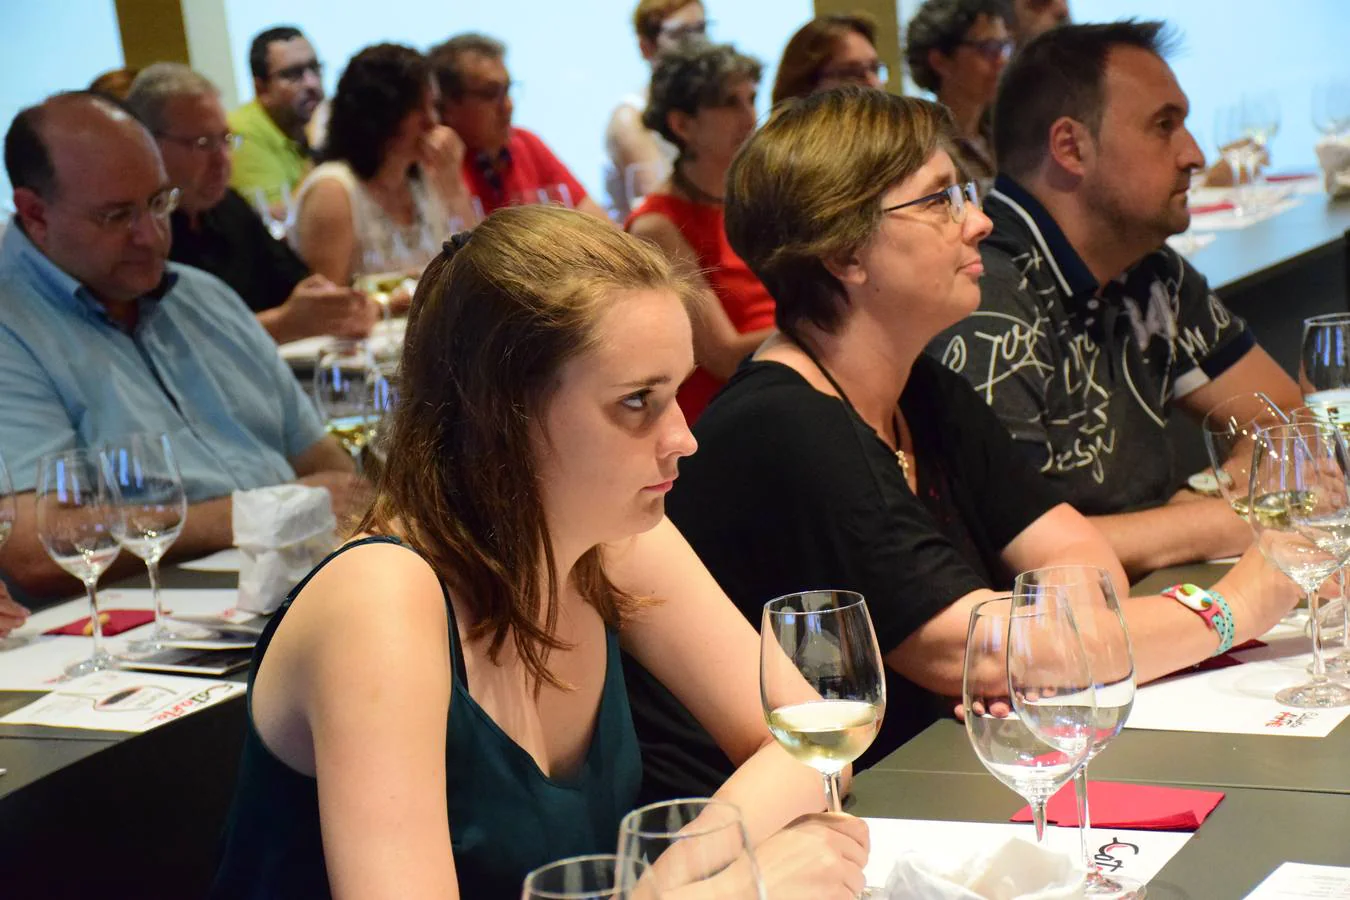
left=298, top=176, right=354, bottom=225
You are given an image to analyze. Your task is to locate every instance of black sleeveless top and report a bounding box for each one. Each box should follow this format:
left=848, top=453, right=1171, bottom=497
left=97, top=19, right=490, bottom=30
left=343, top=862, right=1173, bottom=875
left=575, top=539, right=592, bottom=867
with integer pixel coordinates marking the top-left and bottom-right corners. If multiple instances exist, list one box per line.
left=209, top=536, right=643, bottom=898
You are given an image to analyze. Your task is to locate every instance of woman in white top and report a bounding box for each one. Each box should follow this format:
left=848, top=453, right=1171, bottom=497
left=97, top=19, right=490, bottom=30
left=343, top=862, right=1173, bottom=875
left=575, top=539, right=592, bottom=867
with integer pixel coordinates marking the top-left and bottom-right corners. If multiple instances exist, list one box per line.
left=604, top=0, right=706, bottom=218
left=294, top=43, right=476, bottom=285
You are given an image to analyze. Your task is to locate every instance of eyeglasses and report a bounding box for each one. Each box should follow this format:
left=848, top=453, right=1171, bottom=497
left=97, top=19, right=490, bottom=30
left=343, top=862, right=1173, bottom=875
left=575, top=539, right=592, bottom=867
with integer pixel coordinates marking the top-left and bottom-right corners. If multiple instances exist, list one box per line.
left=659, top=19, right=710, bottom=41
left=156, top=131, right=243, bottom=153
left=958, top=38, right=1015, bottom=61
left=818, top=60, right=889, bottom=86
left=271, top=59, right=323, bottom=82
left=461, top=81, right=514, bottom=104
left=881, top=181, right=980, bottom=224
left=87, top=187, right=181, bottom=232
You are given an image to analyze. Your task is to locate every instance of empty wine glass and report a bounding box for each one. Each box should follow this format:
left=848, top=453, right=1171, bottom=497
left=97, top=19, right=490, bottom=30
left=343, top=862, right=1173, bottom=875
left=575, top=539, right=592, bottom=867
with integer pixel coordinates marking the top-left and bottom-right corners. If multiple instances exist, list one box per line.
left=522, top=854, right=650, bottom=900
left=314, top=342, right=374, bottom=472
left=103, top=433, right=189, bottom=652
left=1249, top=422, right=1350, bottom=707
left=1016, top=566, right=1139, bottom=899
left=0, top=450, right=22, bottom=652
left=964, top=593, right=1095, bottom=846
left=760, top=590, right=886, bottom=812
left=1202, top=392, right=1290, bottom=519
left=617, top=799, right=761, bottom=898
left=251, top=184, right=294, bottom=241
left=1312, top=79, right=1350, bottom=139
left=36, top=449, right=122, bottom=677
left=1214, top=105, right=1252, bottom=214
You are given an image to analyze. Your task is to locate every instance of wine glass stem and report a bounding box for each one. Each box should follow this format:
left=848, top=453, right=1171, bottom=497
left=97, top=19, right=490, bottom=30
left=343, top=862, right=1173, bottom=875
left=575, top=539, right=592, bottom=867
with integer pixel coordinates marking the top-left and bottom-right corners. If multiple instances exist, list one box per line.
left=84, top=577, right=104, bottom=656
left=147, top=558, right=165, bottom=627
left=1031, top=798, right=1048, bottom=844
left=1075, top=766, right=1096, bottom=873
left=823, top=770, right=844, bottom=813
left=1339, top=571, right=1350, bottom=658
left=1309, top=589, right=1328, bottom=682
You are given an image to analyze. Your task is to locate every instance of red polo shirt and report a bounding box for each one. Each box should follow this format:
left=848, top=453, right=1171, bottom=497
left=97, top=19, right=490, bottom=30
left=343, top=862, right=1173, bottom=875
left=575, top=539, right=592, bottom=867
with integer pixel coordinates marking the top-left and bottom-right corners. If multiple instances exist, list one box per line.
left=462, top=127, right=590, bottom=216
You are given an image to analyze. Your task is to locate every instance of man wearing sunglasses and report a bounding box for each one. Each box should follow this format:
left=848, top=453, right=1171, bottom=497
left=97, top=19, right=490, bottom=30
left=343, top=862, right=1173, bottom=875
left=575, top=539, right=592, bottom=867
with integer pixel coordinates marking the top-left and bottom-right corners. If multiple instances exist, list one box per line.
left=931, top=22, right=1300, bottom=575
left=430, top=33, right=609, bottom=220
left=229, top=26, right=324, bottom=210
left=0, top=93, right=362, bottom=598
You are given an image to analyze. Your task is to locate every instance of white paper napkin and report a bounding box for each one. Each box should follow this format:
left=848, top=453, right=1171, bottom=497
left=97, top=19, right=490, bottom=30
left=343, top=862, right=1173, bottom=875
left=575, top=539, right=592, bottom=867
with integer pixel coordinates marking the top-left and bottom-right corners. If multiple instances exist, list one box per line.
left=880, top=837, right=1086, bottom=900
left=233, top=484, right=337, bottom=614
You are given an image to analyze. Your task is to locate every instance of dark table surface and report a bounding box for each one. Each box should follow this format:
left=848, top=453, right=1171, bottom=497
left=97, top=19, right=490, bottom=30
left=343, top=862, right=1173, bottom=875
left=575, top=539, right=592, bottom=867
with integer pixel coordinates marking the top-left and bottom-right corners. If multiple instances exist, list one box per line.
left=850, top=768, right=1350, bottom=899
left=1200, top=191, right=1350, bottom=295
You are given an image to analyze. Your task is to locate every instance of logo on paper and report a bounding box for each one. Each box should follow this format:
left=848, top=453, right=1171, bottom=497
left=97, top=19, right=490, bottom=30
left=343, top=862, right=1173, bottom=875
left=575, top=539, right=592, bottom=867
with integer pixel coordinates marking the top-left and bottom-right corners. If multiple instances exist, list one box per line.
left=1094, top=837, right=1141, bottom=873
left=1266, top=711, right=1317, bottom=729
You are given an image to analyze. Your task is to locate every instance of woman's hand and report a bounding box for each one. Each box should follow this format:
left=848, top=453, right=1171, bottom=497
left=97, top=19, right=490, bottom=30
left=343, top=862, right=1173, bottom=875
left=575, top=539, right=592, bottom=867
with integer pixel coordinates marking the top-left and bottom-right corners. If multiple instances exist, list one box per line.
left=754, top=812, right=870, bottom=899
left=419, top=125, right=469, bottom=204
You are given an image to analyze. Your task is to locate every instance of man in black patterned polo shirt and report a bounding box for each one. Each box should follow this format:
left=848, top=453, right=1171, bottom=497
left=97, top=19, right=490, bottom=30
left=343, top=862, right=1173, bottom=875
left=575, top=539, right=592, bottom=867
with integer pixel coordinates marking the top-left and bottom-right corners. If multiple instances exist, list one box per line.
left=932, top=20, right=1300, bottom=576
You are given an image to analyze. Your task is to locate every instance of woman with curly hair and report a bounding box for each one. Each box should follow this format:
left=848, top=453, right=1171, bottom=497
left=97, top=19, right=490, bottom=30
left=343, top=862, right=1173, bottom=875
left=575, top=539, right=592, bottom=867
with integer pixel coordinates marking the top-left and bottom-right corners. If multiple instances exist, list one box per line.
left=627, top=41, right=774, bottom=424
left=292, top=43, right=475, bottom=285
left=905, top=0, right=1012, bottom=187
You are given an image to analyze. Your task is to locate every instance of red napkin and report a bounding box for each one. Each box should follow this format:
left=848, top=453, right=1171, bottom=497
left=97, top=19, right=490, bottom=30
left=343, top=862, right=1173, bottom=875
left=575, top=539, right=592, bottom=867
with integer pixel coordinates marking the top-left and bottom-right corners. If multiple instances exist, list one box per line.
left=1011, top=781, right=1224, bottom=831
left=1192, top=638, right=1268, bottom=672
left=44, top=609, right=155, bottom=637
left=1189, top=201, right=1235, bottom=215
left=1264, top=172, right=1317, bottom=183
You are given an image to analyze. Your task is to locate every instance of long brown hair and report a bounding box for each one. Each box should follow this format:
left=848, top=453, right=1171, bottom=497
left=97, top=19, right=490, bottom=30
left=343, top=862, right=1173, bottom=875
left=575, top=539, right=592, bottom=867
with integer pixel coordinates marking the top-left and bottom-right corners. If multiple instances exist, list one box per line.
left=771, top=13, right=878, bottom=106
left=359, top=206, right=698, bottom=690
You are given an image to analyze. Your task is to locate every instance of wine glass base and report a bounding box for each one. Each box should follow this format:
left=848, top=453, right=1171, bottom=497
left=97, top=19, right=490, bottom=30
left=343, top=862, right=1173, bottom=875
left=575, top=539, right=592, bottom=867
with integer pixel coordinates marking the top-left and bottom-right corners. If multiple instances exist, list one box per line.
left=1086, top=869, right=1146, bottom=898
left=64, top=649, right=120, bottom=678
left=0, top=634, right=33, bottom=652
left=1275, top=680, right=1350, bottom=708
left=1322, top=654, right=1350, bottom=677
left=123, top=621, right=211, bottom=655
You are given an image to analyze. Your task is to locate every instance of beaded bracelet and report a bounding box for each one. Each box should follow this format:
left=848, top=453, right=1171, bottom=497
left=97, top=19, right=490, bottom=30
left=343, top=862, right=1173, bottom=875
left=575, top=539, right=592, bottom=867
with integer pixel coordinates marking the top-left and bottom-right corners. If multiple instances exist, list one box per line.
left=1162, top=583, right=1236, bottom=657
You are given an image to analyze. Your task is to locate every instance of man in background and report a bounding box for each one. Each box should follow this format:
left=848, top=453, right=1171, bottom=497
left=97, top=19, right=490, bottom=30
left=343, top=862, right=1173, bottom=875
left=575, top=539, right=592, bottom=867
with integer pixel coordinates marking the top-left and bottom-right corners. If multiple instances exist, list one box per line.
left=431, top=33, right=610, bottom=220
left=127, top=63, right=373, bottom=343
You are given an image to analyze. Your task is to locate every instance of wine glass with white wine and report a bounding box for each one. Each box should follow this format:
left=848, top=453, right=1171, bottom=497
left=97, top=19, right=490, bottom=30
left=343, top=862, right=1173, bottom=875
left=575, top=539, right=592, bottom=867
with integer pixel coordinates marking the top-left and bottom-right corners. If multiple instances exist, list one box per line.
left=314, top=342, right=374, bottom=472
left=760, top=590, right=885, bottom=812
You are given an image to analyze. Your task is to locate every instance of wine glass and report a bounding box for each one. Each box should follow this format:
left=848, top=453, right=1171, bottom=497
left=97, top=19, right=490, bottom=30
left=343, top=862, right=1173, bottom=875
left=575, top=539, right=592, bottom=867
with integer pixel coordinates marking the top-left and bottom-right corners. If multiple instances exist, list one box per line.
left=1249, top=422, right=1350, bottom=707
left=1240, top=92, right=1280, bottom=195
left=760, top=590, right=886, bottom=812
left=0, top=450, right=22, bottom=652
left=36, top=449, right=122, bottom=677
left=314, top=342, right=374, bottom=472
left=1202, top=392, right=1290, bottom=519
left=103, top=433, right=189, bottom=652
left=1214, top=105, right=1252, bottom=214
left=521, top=854, right=650, bottom=900
left=617, top=799, right=760, bottom=898
left=1016, top=567, right=1139, bottom=899
left=363, top=364, right=400, bottom=478
left=251, top=184, right=294, bottom=241
left=964, top=593, right=1095, bottom=845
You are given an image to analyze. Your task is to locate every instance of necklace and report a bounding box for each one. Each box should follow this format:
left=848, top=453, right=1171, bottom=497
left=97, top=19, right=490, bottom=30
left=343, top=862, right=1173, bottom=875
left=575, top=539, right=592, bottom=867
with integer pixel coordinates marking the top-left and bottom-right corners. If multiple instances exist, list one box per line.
left=788, top=334, right=914, bottom=485
left=672, top=162, right=724, bottom=206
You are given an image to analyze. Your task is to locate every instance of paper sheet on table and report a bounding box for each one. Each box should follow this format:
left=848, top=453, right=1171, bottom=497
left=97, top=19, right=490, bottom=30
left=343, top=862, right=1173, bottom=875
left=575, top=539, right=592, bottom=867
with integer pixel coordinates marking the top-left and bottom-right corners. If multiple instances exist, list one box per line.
left=1126, top=632, right=1350, bottom=737
left=278, top=316, right=405, bottom=363
left=0, top=669, right=243, bottom=733
left=1166, top=232, right=1217, bottom=256
left=863, top=818, right=1190, bottom=890
left=1245, top=862, right=1350, bottom=898
left=0, top=588, right=246, bottom=690
left=1187, top=195, right=1303, bottom=231
left=178, top=548, right=244, bottom=571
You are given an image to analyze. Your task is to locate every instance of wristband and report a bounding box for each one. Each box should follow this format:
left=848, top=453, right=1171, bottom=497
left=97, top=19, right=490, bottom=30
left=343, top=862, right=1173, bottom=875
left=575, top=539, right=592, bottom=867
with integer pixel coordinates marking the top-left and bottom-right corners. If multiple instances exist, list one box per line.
left=1162, top=583, right=1235, bottom=656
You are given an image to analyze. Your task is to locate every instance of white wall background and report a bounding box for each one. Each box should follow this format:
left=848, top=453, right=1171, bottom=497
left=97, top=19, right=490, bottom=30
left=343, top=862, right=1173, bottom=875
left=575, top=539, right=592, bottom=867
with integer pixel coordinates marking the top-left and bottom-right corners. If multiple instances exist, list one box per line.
left=0, top=0, right=124, bottom=203
left=220, top=0, right=814, bottom=204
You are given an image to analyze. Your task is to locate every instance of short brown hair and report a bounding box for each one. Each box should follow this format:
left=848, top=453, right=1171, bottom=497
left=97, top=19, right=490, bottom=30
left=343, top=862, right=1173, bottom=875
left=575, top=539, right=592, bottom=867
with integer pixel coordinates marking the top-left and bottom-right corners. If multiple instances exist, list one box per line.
left=726, top=87, right=954, bottom=336
left=359, top=206, right=698, bottom=691
left=429, top=32, right=507, bottom=100
left=643, top=42, right=761, bottom=155
left=771, top=13, right=877, bottom=106
left=633, top=0, right=702, bottom=43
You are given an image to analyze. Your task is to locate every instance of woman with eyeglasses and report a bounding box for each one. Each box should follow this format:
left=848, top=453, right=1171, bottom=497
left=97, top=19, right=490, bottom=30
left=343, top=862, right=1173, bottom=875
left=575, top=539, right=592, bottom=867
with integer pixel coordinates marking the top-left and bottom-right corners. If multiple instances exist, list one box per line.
left=905, top=0, right=1013, bottom=188
left=771, top=13, right=888, bottom=106
left=627, top=41, right=774, bottom=424
left=604, top=0, right=708, bottom=218
left=623, top=87, right=1137, bottom=800
left=292, top=44, right=476, bottom=287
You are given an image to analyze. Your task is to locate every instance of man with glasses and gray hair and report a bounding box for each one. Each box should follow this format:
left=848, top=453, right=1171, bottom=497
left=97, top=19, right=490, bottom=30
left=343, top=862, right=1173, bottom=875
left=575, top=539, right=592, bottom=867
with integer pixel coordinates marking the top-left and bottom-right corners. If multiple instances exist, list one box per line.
left=229, top=26, right=324, bottom=207
left=0, top=92, right=362, bottom=598
left=430, top=33, right=609, bottom=220
left=127, top=63, right=373, bottom=343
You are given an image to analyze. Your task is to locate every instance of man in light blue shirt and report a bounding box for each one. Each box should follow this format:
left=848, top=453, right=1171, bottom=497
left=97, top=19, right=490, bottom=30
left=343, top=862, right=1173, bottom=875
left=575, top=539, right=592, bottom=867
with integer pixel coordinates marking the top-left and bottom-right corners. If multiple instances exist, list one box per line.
left=0, top=91, right=358, bottom=599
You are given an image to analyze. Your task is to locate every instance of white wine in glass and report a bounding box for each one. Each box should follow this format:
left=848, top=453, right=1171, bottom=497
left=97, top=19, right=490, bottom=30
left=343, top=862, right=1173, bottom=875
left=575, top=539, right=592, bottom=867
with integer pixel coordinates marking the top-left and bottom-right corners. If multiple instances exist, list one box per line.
left=37, top=449, right=122, bottom=677
left=1201, top=392, right=1288, bottom=519
left=760, top=590, right=885, bottom=812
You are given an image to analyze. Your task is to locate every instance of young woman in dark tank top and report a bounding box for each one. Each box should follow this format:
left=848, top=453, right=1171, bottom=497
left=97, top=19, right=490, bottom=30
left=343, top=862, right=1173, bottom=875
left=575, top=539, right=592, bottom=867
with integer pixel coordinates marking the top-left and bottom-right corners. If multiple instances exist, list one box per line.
left=210, top=205, right=870, bottom=899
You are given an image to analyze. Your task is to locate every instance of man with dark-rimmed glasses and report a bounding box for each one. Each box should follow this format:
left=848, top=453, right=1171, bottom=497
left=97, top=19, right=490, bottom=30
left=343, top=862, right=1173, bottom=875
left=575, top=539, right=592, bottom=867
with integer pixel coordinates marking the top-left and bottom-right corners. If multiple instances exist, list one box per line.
left=229, top=26, right=324, bottom=209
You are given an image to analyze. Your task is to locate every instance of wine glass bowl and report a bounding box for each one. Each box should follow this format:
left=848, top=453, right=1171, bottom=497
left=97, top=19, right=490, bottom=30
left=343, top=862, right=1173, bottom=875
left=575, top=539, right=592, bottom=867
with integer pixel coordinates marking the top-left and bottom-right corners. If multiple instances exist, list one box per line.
left=760, top=590, right=885, bottom=812
left=1201, top=392, right=1289, bottom=519
left=36, top=449, right=122, bottom=677
left=314, top=342, right=375, bottom=470
left=616, top=799, right=759, bottom=898
left=521, top=853, right=650, bottom=900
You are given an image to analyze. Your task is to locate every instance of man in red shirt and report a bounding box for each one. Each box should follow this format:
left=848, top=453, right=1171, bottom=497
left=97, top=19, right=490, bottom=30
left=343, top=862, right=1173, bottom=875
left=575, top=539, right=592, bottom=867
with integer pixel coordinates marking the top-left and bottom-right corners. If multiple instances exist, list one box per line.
left=430, top=34, right=610, bottom=221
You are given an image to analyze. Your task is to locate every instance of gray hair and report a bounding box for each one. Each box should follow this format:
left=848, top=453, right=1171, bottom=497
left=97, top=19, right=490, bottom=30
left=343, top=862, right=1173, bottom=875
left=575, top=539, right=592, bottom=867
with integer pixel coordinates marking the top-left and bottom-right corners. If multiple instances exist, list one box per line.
left=125, top=63, right=219, bottom=134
